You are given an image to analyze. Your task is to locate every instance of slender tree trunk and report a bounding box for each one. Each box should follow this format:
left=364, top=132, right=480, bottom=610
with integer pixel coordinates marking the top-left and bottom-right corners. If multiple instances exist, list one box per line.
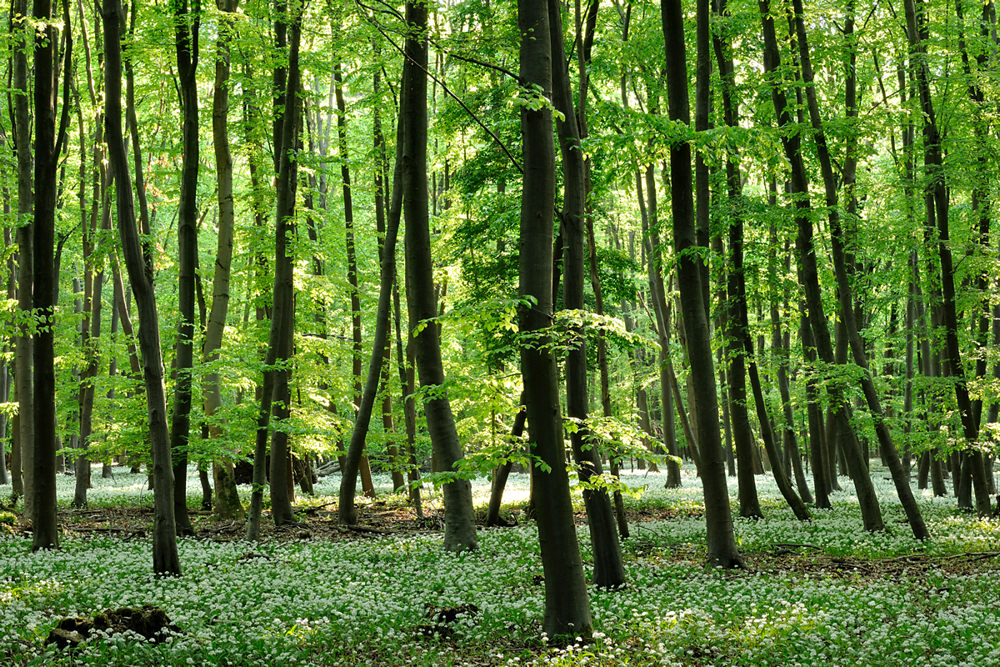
left=104, top=0, right=180, bottom=574
left=371, top=66, right=405, bottom=493
left=204, top=0, right=244, bottom=522
left=393, top=278, right=422, bottom=515
left=265, top=4, right=303, bottom=528
left=547, top=0, right=624, bottom=588
left=339, top=85, right=405, bottom=525
left=12, top=0, right=33, bottom=518
left=333, top=61, right=376, bottom=500
left=517, top=0, right=593, bottom=635
left=168, top=0, right=201, bottom=537
left=639, top=166, right=681, bottom=487
left=663, top=0, right=742, bottom=567
left=402, top=0, right=476, bottom=552
left=486, top=396, right=527, bottom=527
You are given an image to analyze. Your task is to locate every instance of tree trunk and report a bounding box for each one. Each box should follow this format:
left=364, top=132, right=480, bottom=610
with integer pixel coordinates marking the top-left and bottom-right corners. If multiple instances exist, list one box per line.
left=104, top=0, right=180, bottom=574
left=639, top=166, right=681, bottom=487
left=517, top=0, right=593, bottom=635
left=662, top=0, right=742, bottom=567
left=30, top=0, right=67, bottom=551
left=205, top=0, right=244, bottom=522
left=266, top=4, right=303, bottom=528
left=12, top=0, right=33, bottom=519
left=394, top=279, right=423, bottom=516
left=486, top=396, right=527, bottom=528
left=338, top=76, right=405, bottom=525
left=548, top=0, right=624, bottom=589
left=168, top=0, right=201, bottom=537
left=402, top=0, right=476, bottom=552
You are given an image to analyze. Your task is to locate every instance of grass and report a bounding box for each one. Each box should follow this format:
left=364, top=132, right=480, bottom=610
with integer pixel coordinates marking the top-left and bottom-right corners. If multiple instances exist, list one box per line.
left=1, top=464, right=999, bottom=665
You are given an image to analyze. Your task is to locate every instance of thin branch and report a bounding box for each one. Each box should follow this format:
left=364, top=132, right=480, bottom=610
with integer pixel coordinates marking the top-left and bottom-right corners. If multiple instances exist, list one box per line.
left=353, top=0, right=523, bottom=174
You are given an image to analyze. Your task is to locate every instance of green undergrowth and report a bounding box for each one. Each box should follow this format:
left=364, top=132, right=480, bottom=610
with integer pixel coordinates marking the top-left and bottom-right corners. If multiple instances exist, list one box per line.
left=2, top=466, right=999, bottom=665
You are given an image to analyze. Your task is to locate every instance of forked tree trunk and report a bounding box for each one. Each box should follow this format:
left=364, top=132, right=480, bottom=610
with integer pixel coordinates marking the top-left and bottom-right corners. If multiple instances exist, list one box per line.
left=517, top=0, right=593, bottom=636
left=758, top=0, right=884, bottom=532
left=104, top=0, right=180, bottom=574
left=790, top=0, right=925, bottom=538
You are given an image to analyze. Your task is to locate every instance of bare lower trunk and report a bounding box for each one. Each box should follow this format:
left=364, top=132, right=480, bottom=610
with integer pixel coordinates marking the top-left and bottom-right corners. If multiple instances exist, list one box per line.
left=104, top=0, right=179, bottom=573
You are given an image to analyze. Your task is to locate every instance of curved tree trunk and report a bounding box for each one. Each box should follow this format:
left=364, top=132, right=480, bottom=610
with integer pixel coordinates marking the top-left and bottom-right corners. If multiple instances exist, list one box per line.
left=338, top=84, right=405, bottom=526
left=104, top=0, right=180, bottom=574
left=204, top=0, right=244, bottom=522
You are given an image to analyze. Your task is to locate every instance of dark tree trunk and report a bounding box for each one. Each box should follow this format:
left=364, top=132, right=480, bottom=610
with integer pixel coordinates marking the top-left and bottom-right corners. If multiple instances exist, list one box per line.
left=662, top=0, right=742, bottom=567
left=548, top=0, right=624, bottom=589
left=169, top=0, right=201, bottom=537
left=104, top=0, right=180, bottom=574
left=517, top=0, right=593, bottom=635
left=205, top=0, right=244, bottom=522
left=265, top=4, right=303, bottom=528
left=30, top=0, right=68, bottom=551
left=402, top=0, right=477, bottom=552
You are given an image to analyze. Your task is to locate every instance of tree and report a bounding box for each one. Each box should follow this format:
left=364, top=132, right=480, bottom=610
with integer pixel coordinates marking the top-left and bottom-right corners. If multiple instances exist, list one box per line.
left=402, top=0, right=477, bottom=553
left=204, top=0, right=244, bottom=522
left=30, top=0, right=70, bottom=551
left=169, top=0, right=202, bottom=537
left=548, top=0, right=624, bottom=589
left=517, top=0, right=593, bottom=637
left=103, top=0, right=180, bottom=574
left=662, top=0, right=742, bottom=568
left=265, top=0, right=304, bottom=528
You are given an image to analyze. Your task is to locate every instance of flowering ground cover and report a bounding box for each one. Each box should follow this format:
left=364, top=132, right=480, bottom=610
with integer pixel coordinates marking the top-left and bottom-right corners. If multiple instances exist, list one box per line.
left=2, top=466, right=999, bottom=665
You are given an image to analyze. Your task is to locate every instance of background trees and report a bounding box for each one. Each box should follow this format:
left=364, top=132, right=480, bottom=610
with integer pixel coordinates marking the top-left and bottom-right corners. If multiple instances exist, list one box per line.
left=0, top=0, right=998, bottom=581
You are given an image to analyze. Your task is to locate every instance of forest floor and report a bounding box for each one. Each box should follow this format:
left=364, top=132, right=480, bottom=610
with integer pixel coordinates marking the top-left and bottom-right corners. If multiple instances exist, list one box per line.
left=3, top=465, right=1000, bottom=665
